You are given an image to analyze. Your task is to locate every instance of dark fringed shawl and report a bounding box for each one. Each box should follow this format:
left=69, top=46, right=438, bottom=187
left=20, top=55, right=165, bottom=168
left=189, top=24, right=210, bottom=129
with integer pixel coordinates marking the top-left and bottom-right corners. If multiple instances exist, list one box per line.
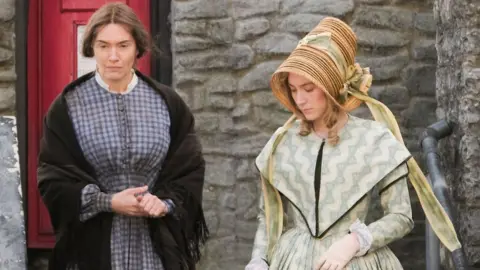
left=37, top=71, right=209, bottom=270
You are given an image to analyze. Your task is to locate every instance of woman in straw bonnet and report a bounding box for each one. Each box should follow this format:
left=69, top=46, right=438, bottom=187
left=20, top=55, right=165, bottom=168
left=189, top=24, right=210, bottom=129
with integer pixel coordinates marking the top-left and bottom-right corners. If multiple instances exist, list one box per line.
left=245, top=17, right=461, bottom=270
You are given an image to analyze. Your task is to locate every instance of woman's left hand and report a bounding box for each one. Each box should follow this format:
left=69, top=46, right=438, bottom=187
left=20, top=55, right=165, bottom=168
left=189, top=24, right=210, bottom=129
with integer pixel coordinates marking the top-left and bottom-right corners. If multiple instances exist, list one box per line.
left=137, top=192, right=168, bottom=217
left=315, top=233, right=360, bottom=270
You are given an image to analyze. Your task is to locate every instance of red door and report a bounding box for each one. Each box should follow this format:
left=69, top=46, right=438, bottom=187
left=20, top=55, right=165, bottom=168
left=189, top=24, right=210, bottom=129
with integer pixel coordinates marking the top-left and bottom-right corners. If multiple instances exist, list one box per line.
left=27, top=0, right=150, bottom=248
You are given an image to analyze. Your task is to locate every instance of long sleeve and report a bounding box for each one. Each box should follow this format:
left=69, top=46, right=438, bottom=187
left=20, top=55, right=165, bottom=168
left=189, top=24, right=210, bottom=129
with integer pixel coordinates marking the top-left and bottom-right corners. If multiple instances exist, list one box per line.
left=251, top=193, right=269, bottom=261
left=79, top=184, right=113, bottom=221
left=366, top=163, right=414, bottom=252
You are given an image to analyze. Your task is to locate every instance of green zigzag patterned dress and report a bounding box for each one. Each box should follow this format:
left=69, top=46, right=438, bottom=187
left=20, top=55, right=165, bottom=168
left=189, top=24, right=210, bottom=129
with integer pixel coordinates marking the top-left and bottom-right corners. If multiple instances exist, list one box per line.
left=251, top=115, right=414, bottom=270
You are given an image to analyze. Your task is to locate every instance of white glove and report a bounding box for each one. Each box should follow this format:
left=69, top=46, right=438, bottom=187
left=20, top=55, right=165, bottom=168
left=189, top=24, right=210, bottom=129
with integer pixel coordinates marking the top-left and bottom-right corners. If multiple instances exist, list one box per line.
left=315, top=233, right=360, bottom=270
left=245, top=257, right=269, bottom=270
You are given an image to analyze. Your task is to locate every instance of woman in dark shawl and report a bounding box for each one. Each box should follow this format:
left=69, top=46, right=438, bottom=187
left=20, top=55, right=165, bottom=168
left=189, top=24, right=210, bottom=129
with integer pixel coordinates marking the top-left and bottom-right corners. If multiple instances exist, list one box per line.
left=37, top=3, right=208, bottom=270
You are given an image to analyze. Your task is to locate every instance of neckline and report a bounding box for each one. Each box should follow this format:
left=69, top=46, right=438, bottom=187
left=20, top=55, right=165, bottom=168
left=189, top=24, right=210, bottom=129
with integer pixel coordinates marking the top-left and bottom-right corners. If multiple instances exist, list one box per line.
left=94, top=69, right=138, bottom=95
left=309, top=113, right=352, bottom=141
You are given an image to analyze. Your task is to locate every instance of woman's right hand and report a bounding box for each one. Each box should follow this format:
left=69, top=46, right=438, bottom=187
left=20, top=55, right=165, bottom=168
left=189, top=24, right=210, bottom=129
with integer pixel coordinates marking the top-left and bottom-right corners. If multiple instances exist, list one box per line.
left=111, top=186, right=148, bottom=216
left=245, top=258, right=269, bottom=270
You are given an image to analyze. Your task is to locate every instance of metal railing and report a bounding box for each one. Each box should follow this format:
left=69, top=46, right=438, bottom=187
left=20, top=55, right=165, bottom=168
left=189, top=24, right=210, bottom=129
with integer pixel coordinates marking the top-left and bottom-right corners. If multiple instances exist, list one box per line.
left=420, top=119, right=469, bottom=270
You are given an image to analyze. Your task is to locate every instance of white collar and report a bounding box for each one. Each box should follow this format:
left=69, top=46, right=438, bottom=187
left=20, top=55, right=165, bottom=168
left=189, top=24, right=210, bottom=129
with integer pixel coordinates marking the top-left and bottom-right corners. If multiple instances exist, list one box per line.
left=95, top=69, right=138, bottom=95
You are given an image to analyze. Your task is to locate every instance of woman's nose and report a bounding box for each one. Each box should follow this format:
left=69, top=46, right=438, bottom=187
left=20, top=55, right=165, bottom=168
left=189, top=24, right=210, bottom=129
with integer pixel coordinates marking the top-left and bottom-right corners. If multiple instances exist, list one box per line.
left=296, top=92, right=307, bottom=105
left=108, top=48, right=119, bottom=61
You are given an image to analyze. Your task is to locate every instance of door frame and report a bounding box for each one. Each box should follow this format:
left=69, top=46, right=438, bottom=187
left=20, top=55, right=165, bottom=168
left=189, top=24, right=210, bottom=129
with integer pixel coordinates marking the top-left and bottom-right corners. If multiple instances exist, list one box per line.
left=17, top=0, right=172, bottom=249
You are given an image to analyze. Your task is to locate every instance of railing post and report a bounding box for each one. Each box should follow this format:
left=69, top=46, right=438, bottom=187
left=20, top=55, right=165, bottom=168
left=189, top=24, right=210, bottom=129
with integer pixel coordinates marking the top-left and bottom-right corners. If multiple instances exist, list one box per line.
left=420, top=119, right=469, bottom=270
left=426, top=174, right=441, bottom=270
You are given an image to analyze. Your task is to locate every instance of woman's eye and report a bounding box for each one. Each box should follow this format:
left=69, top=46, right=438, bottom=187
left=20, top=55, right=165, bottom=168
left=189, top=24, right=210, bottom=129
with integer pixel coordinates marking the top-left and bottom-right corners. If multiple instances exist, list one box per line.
left=305, top=88, right=314, bottom=92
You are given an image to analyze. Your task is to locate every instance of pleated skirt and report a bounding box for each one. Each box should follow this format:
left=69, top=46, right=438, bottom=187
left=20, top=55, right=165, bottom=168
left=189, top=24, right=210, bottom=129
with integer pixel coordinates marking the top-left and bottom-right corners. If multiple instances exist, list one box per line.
left=269, top=228, right=403, bottom=270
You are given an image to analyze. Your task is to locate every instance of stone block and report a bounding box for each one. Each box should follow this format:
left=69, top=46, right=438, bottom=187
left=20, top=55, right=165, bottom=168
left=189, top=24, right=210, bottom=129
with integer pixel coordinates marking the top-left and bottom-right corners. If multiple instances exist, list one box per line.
left=232, top=133, right=273, bottom=158
left=232, top=0, right=280, bottom=19
left=174, top=36, right=213, bottom=53
left=236, top=181, right=259, bottom=219
left=0, top=85, right=15, bottom=112
left=253, top=107, right=292, bottom=129
left=173, top=0, right=228, bottom=20
left=464, top=67, right=480, bottom=94
left=0, top=47, right=13, bottom=63
left=352, top=6, right=414, bottom=30
left=235, top=158, right=257, bottom=180
left=414, top=12, right=436, bottom=35
left=205, top=236, right=237, bottom=262
left=402, top=97, right=437, bottom=128
left=464, top=28, right=480, bottom=57
left=238, top=61, right=284, bottom=92
left=0, top=70, right=16, bottom=82
left=368, top=84, right=410, bottom=109
left=251, top=90, right=278, bottom=107
left=0, top=0, right=14, bottom=21
left=206, top=18, right=235, bottom=44
left=194, top=112, right=234, bottom=133
left=231, top=45, right=256, bottom=70
left=252, top=32, right=298, bottom=55
left=232, top=101, right=252, bottom=118
left=235, top=18, right=270, bottom=41
left=0, top=22, right=14, bottom=49
left=353, top=27, right=410, bottom=48
left=356, top=49, right=409, bottom=80
left=174, top=20, right=207, bottom=35
left=277, top=14, right=327, bottom=34
left=356, top=0, right=386, bottom=4
left=435, top=0, right=480, bottom=30
left=204, top=156, right=236, bottom=187
left=218, top=192, right=237, bottom=211
left=412, top=39, right=437, bottom=61
left=230, top=123, right=261, bottom=137
left=457, top=207, right=480, bottom=264
left=174, top=44, right=254, bottom=70
left=174, top=18, right=234, bottom=49
left=174, top=72, right=208, bottom=89
left=0, top=117, right=27, bottom=270
left=403, top=64, right=436, bottom=96
left=186, top=86, right=206, bottom=110
left=216, top=211, right=236, bottom=237
left=202, top=187, right=217, bottom=210
left=205, top=74, right=238, bottom=94
left=457, top=134, right=480, bottom=204
left=198, top=134, right=235, bottom=156
left=280, top=0, right=354, bottom=17
left=436, top=28, right=463, bottom=67
left=236, top=220, right=258, bottom=240
left=209, top=95, right=235, bottom=110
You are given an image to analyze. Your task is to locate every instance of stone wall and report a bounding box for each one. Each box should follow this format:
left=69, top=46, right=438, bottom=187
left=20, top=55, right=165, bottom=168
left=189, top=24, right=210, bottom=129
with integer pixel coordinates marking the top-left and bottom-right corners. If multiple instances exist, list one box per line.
left=0, top=0, right=16, bottom=115
left=0, top=117, right=26, bottom=270
left=172, top=0, right=437, bottom=269
left=435, top=0, right=480, bottom=268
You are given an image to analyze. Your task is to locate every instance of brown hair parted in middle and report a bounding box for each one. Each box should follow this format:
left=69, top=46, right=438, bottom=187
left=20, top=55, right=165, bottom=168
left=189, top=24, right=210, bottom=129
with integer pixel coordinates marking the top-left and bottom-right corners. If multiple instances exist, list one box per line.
left=278, top=71, right=342, bottom=145
left=81, top=2, right=152, bottom=58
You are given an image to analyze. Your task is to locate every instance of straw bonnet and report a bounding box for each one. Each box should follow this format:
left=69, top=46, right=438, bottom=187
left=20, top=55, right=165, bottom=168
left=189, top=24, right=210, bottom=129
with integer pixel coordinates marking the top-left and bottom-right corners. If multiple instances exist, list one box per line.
left=270, top=17, right=372, bottom=115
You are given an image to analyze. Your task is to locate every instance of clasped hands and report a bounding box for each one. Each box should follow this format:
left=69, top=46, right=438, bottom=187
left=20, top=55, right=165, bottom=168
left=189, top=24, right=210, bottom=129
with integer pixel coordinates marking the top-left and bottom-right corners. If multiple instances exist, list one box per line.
left=111, top=185, right=168, bottom=217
